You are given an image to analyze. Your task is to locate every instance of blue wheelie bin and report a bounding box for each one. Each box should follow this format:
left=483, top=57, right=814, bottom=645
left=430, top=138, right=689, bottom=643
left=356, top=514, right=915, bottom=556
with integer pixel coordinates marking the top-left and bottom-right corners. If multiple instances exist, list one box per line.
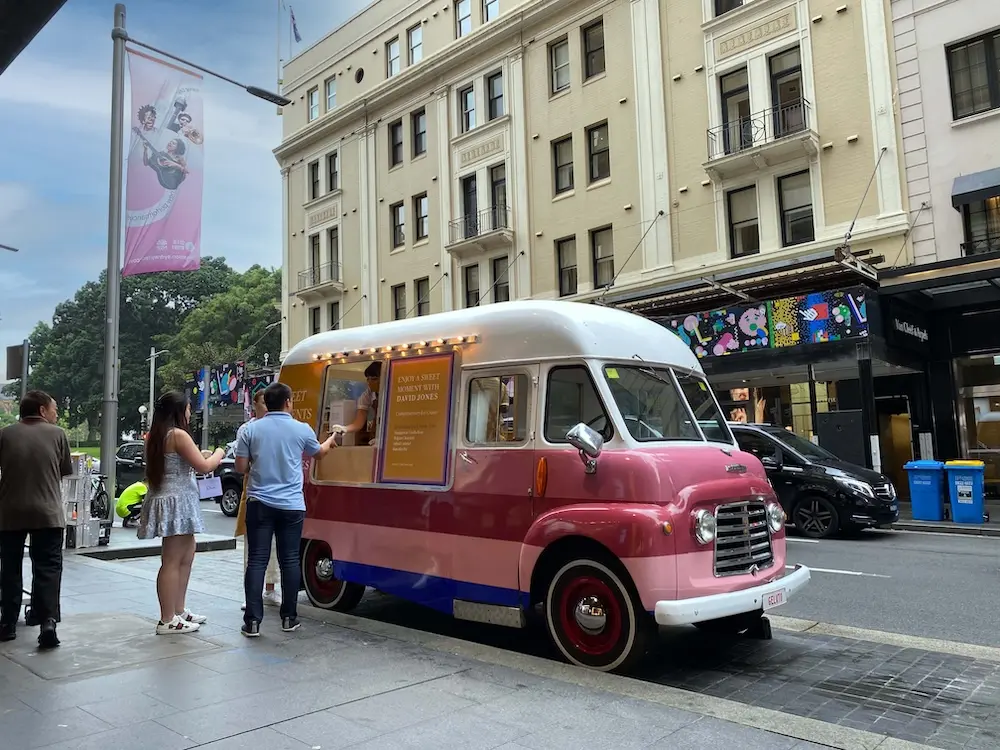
left=944, top=460, right=986, bottom=525
left=904, top=460, right=946, bottom=522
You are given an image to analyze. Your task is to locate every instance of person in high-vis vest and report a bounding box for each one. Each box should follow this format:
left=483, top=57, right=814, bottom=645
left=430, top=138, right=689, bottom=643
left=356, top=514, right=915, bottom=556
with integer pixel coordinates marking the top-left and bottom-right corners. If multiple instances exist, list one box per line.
left=236, top=390, right=279, bottom=609
left=116, top=481, right=147, bottom=528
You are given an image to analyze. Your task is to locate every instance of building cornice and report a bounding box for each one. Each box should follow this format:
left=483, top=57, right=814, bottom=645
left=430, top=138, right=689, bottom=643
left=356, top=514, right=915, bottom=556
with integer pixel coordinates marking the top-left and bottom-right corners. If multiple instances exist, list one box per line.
left=273, top=0, right=584, bottom=164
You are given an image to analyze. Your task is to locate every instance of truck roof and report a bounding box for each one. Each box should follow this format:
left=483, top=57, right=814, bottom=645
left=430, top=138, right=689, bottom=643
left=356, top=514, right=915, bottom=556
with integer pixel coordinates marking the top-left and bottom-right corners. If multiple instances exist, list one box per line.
left=282, top=300, right=703, bottom=372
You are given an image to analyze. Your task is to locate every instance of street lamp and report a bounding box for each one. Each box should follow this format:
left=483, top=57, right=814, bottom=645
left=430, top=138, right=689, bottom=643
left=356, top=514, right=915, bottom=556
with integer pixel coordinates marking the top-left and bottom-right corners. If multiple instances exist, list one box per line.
left=100, top=4, right=291, bottom=505
left=138, top=403, right=147, bottom=432
left=241, top=320, right=281, bottom=367
left=146, top=346, right=168, bottom=428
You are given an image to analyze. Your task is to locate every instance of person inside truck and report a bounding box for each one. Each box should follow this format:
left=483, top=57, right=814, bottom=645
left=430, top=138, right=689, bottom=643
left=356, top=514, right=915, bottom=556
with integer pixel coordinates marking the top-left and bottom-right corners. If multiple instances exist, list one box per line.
left=330, top=361, right=381, bottom=446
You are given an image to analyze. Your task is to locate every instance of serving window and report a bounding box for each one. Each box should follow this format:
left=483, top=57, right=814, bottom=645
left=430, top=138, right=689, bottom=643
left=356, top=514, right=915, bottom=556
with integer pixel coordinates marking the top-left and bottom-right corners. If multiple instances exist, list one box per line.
left=466, top=373, right=530, bottom=446
left=314, top=362, right=383, bottom=484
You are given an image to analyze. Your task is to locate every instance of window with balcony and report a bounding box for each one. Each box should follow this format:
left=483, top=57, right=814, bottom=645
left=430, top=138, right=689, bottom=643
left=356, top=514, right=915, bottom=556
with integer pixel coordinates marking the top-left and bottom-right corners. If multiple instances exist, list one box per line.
left=458, top=174, right=478, bottom=240
left=389, top=120, right=404, bottom=167
left=715, top=0, right=744, bottom=16
left=309, top=233, right=320, bottom=281
left=490, top=163, right=507, bottom=232
left=309, top=307, right=321, bottom=335
left=456, top=0, right=472, bottom=38
left=325, top=78, right=336, bottom=111
left=391, top=202, right=405, bottom=248
left=329, top=301, right=340, bottom=330
left=386, top=37, right=401, bottom=78
left=727, top=185, right=760, bottom=258
left=587, top=122, right=610, bottom=182
left=947, top=32, right=1000, bottom=120
left=778, top=170, right=815, bottom=247
left=327, top=226, right=340, bottom=278
left=557, top=237, right=578, bottom=297
left=962, top=197, right=1000, bottom=255
left=492, top=256, right=510, bottom=303
left=412, top=108, right=427, bottom=156
left=591, top=226, right=614, bottom=289
left=583, top=20, right=605, bottom=79
left=307, top=87, right=319, bottom=121
left=769, top=47, right=804, bottom=138
left=487, top=71, right=504, bottom=120
left=464, top=264, right=480, bottom=307
left=459, top=85, right=476, bottom=132
left=415, top=277, right=431, bottom=316
left=408, top=24, right=423, bottom=65
left=720, top=67, right=751, bottom=155
left=414, top=193, right=429, bottom=240
left=392, top=284, right=407, bottom=320
left=550, top=38, right=570, bottom=94
left=553, top=136, right=574, bottom=194
left=326, top=151, right=338, bottom=192
left=307, top=161, right=321, bottom=200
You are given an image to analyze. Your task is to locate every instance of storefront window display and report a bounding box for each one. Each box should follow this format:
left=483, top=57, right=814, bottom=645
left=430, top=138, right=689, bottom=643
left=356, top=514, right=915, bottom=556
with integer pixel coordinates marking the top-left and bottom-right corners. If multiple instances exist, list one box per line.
left=957, top=355, right=1000, bottom=496
left=716, top=382, right=836, bottom=438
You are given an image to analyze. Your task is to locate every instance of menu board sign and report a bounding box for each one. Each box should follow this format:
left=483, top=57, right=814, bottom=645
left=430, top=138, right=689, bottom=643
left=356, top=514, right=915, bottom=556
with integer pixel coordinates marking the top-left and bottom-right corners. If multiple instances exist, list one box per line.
left=376, top=353, right=455, bottom=485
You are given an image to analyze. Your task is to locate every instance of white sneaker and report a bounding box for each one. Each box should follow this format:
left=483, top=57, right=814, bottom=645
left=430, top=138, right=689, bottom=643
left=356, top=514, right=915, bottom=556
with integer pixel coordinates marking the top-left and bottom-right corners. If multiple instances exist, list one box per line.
left=156, top=615, right=200, bottom=635
left=263, top=590, right=282, bottom=607
left=179, top=609, right=208, bottom=625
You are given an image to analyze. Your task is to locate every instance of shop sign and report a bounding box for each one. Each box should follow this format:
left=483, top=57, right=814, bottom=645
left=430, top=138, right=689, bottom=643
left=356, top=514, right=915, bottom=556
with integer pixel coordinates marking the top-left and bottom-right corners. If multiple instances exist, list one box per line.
left=883, top=300, right=930, bottom=354
left=661, top=287, right=868, bottom=361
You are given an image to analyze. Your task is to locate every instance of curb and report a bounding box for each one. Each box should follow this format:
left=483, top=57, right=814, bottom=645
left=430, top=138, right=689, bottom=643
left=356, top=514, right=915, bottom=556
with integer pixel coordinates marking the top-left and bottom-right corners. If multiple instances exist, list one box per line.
left=77, top=536, right=237, bottom=560
left=890, top=521, right=1000, bottom=537
left=75, top=553, right=933, bottom=750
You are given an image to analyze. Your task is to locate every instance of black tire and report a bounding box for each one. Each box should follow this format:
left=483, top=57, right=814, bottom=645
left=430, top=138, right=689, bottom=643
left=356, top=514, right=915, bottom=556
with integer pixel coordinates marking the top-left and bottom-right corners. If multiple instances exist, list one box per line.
left=219, top=486, right=241, bottom=517
left=694, top=610, right=763, bottom=635
left=793, top=495, right=840, bottom=539
left=543, top=556, right=651, bottom=673
left=301, top=539, right=365, bottom=611
left=91, top=491, right=109, bottom=520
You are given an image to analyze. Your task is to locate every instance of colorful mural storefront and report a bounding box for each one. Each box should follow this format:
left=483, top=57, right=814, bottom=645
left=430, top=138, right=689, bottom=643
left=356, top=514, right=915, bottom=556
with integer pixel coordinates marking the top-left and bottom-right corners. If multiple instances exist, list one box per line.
left=660, top=287, right=869, bottom=361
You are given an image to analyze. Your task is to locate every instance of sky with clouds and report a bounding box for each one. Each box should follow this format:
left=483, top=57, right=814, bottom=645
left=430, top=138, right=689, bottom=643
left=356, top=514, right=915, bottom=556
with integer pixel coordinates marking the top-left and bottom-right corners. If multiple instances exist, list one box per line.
left=0, top=0, right=371, bottom=382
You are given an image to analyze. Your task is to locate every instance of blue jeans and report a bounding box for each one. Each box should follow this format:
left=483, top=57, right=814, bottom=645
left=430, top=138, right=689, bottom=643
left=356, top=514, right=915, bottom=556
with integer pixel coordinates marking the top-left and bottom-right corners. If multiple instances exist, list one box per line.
left=244, top=499, right=304, bottom=625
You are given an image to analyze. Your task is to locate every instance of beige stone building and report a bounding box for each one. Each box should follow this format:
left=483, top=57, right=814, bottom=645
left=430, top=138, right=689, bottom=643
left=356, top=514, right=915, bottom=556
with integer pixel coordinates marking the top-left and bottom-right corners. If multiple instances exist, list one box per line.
left=275, top=0, right=909, bottom=360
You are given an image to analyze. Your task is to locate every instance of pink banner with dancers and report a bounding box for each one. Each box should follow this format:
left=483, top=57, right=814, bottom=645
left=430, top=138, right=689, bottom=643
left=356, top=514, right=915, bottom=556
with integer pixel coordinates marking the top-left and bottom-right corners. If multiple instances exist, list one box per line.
left=123, top=48, right=204, bottom=276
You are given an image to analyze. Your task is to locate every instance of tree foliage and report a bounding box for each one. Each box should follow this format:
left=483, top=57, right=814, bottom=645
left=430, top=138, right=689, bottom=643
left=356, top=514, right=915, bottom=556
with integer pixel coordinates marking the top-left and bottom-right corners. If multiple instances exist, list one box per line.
left=10, top=258, right=280, bottom=437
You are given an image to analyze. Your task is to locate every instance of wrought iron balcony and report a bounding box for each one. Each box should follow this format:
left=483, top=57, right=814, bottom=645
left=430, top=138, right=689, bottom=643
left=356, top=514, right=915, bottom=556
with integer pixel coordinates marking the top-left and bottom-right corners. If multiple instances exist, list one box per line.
left=295, top=261, right=344, bottom=300
left=704, top=98, right=819, bottom=181
left=446, top=206, right=513, bottom=258
left=963, top=237, right=1000, bottom=257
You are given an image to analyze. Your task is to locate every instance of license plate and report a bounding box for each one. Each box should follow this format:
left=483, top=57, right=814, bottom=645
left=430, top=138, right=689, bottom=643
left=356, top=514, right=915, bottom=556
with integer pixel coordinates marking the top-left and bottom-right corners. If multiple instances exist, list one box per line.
left=763, top=588, right=786, bottom=610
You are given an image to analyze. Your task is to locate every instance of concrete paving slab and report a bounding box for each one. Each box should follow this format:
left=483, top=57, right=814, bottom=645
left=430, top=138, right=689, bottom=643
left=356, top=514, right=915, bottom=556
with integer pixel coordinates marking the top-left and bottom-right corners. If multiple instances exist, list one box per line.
left=0, top=612, right=219, bottom=680
left=78, top=532, right=235, bottom=560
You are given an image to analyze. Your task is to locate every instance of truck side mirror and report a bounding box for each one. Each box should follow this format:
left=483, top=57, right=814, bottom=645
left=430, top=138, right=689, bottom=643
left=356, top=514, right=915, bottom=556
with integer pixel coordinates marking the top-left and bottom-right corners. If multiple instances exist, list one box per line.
left=566, top=423, right=604, bottom=474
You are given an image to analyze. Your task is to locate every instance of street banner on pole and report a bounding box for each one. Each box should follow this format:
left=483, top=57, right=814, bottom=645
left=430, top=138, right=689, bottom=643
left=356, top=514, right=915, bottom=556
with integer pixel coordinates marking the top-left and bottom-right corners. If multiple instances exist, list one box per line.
left=122, top=48, right=204, bottom=276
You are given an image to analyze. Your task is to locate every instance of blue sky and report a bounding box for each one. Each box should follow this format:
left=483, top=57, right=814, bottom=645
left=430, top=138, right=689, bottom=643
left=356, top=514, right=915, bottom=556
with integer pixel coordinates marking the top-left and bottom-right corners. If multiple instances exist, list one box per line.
left=0, top=0, right=370, bottom=381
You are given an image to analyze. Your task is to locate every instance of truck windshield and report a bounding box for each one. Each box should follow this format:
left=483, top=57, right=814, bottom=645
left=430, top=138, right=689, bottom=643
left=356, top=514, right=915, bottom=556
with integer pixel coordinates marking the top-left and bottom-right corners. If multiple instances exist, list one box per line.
left=601, top=365, right=732, bottom=444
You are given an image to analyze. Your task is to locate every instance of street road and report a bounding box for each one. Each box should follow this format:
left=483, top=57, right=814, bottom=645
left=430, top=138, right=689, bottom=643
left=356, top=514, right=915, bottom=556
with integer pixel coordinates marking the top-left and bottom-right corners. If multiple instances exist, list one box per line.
left=782, top=530, right=1000, bottom=647
left=198, top=499, right=238, bottom=537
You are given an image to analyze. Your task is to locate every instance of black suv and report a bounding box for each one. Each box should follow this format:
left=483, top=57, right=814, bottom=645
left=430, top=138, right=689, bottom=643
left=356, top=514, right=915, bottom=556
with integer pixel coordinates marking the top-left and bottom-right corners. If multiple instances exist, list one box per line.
left=730, top=423, right=899, bottom=538
left=213, top=443, right=245, bottom=517
left=115, top=441, right=146, bottom=496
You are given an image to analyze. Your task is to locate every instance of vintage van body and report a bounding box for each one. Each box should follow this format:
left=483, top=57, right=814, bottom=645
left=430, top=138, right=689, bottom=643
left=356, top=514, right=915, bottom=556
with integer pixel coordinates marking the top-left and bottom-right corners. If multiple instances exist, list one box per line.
left=279, top=301, right=810, bottom=671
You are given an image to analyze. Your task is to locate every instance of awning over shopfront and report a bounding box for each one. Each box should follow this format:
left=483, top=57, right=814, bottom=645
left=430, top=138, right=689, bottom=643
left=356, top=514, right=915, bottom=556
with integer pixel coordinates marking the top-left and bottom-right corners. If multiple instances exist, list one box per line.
left=605, top=247, right=882, bottom=318
left=0, top=0, right=67, bottom=75
left=952, top=167, right=1000, bottom=210
left=880, top=250, right=1000, bottom=310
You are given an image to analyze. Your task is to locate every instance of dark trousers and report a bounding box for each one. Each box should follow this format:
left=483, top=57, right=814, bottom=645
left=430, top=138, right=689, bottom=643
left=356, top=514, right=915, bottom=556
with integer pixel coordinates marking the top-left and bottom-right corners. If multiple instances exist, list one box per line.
left=244, top=500, right=303, bottom=625
left=0, top=528, right=64, bottom=626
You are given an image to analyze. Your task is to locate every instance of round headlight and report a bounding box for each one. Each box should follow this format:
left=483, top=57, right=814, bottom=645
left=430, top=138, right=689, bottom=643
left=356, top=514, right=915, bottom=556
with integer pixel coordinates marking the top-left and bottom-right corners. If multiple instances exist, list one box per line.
left=693, top=509, right=716, bottom=545
left=766, top=502, right=785, bottom=533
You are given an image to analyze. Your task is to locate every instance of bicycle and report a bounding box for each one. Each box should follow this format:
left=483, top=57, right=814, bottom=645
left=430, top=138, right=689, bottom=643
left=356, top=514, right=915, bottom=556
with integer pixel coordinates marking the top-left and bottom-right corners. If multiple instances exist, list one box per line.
left=91, top=475, right=110, bottom=520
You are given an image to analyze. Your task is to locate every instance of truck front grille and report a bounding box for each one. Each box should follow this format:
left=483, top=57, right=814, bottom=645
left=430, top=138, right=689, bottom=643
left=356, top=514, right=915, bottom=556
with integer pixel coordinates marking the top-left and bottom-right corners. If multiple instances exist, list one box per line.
left=714, top=500, right=774, bottom=577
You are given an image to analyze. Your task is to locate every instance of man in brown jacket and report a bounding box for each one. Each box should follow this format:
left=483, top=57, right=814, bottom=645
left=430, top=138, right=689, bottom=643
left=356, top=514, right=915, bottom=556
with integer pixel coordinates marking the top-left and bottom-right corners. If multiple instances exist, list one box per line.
left=0, top=390, right=73, bottom=648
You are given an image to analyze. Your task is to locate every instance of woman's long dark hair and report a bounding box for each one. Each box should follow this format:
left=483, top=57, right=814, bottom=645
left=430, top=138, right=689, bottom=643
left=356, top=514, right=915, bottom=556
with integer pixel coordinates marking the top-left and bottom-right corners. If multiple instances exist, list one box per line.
left=145, top=391, right=190, bottom=490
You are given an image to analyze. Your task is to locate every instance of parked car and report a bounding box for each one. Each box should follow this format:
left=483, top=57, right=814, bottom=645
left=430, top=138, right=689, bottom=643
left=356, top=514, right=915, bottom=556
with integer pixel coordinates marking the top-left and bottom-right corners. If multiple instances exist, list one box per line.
left=213, top=443, right=245, bottom=517
left=114, top=441, right=146, bottom=496
left=729, top=423, right=899, bottom=539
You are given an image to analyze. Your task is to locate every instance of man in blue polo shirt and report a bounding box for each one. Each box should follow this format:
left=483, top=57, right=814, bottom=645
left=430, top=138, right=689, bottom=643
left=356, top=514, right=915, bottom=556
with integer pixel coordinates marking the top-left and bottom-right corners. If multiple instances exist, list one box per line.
left=235, top=382, right=337, bottom=637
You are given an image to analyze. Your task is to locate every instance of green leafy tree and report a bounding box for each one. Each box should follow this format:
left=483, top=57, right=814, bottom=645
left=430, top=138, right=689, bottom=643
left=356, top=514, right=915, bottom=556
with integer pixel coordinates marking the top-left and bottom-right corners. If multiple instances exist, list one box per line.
left=158, top=266, right=281, bottom=389
left=18, top=257, right=237, bottom=436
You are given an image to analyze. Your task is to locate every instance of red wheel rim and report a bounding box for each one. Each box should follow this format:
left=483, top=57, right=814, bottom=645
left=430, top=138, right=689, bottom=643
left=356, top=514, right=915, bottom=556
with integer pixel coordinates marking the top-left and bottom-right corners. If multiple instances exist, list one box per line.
left=557, top=575, right=622, bottom=657
left=304, top=541, right=342, bottom=602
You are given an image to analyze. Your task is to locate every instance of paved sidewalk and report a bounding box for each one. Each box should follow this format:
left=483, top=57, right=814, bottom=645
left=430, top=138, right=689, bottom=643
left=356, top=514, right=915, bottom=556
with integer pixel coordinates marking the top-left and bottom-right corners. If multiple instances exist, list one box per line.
left=892, top=501, right=1000, bottom=537
left=0, top=553, right=900, bottom=750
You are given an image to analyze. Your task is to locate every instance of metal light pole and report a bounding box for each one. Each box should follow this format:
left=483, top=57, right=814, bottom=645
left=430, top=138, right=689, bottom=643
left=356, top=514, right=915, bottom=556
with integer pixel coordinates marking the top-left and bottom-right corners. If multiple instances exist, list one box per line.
left=147, top=346, right=168, bottom=427
left=19, top=339, right=29, bottom=401
left=0, top=244, right=19, bottom=253
left=99, top=3, right=290, bottom=499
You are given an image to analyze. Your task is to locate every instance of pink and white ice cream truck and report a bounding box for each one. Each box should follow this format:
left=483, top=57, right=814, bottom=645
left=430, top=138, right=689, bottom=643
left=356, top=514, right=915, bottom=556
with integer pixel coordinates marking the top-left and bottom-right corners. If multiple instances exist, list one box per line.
left=280, top=300, right=811, bottom=672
